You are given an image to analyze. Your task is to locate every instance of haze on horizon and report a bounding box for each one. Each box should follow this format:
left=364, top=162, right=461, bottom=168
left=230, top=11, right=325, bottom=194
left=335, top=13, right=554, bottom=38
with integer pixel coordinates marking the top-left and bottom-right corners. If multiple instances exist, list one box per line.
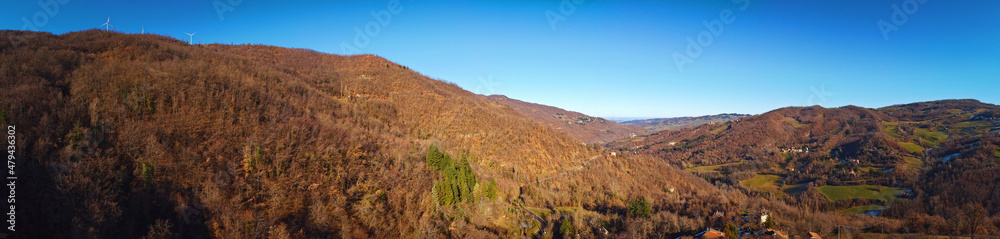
left=4, top=0, right=999, bottom=118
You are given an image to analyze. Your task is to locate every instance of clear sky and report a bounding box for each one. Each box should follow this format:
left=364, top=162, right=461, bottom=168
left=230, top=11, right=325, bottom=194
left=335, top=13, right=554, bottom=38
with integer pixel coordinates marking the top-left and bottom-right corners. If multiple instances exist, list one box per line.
left=4, top=0, right=999, bottom=118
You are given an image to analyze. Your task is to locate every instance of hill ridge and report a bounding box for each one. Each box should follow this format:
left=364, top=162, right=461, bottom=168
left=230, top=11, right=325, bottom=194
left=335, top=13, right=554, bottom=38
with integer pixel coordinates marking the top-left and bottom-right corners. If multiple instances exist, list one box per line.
left=486, top=94, right=646, bottom=143
left=1, top=30, right=753, bottom=238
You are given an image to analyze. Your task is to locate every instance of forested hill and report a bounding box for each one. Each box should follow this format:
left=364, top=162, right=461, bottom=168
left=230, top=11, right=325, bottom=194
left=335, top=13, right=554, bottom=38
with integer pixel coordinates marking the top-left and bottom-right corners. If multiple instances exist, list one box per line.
left=611, top=99, right=1000, bottom=235
left=5, top=29, right=984, bottom=238
left=0, top=30, right=757, bottom=238
left=0, top=29, right=590, bottom=237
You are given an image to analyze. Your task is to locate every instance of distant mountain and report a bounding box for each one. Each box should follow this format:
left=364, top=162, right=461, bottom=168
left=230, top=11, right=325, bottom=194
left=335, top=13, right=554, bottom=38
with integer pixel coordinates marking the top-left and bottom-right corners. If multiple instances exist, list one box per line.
left=603, top=117, right=646, bottom=122
left=486, top=95, right=646, bottom=143
left=622, top=113, right=749, bottom=132
left=610, top=99, right=1000, bottom=234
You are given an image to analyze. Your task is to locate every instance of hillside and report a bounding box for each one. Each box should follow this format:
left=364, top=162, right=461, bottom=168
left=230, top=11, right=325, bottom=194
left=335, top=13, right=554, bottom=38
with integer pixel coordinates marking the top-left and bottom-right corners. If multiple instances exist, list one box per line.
left=622, top=113, right=749, bottom=132
left=486, top=95, right=646, bottom=143
left=0, top=30, right=793, bottom=238
left=5, top=29, right=973, bottom=238
left=610, top=99, right=1000, bottom=235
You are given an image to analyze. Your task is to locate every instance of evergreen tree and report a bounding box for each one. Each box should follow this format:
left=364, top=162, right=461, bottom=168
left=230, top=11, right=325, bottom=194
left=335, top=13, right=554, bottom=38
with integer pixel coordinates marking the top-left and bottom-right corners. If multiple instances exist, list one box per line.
left=484, top=178, right=499, bottom=200
left=627, top=196, right=651, bottom=218
left=764, top=214, right=774, bottom=229
left=723, top=223, right=738, bottom=239
left=426, top=145, right=445, bottom=170
left=559, top=217, right=575, bottom=238
left=425, top=146, right=480, bottom=205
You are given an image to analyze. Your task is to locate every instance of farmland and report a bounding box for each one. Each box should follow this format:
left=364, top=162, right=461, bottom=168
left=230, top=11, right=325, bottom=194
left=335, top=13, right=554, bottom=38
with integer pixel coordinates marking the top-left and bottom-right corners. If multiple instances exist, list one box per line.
left=818, top=185, right=903, bottom=202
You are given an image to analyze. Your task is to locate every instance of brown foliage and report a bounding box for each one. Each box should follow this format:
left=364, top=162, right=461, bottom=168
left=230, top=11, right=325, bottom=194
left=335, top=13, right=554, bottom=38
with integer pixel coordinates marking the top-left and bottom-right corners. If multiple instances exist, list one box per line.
left=2, top=30, right=754, bottom=238
left=0, top=30, right=593, bottom=238
left=609, top=100, right=1000, bottom=235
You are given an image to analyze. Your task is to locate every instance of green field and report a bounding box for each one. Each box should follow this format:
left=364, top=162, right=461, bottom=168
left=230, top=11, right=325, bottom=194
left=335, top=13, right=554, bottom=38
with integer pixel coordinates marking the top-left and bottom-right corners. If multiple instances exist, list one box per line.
left=913, top=128, right=948, bottom=147
left=954, top=120, right=992, bottom=129
left=904, top=156, right=924, bottom=169
left=526, top=206, right=552, bottom=219
left=952, top=121, right=993, bottom=135
left=881, top=121, right=905, bottom=140
left=840, top=204, right=885, bottom=214
left=784, top=117, right=808, bottom=128
left=994, top=149, right=1000, bottom=158
left=818, top=185, right=903, bottom=202
left=709, top=125, right=728, bottom=134
left=741, top=174, right=782, bottom=192
left=687, top=165, right=722, bottom=172
left=828, top=127, right=843, bottom=136
left=900, top=142, right=925, bottom=154
left=859, top=167, right=883, bottom=173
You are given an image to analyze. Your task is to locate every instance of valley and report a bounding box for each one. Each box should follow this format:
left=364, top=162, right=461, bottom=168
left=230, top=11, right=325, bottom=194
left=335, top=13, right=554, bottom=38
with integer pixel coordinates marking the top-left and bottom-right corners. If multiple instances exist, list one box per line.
left=610, top=101, right=1000, bottom=235
left=2, top=30, right=999, bottom=238
left=622, top=113, right=749, bottom=132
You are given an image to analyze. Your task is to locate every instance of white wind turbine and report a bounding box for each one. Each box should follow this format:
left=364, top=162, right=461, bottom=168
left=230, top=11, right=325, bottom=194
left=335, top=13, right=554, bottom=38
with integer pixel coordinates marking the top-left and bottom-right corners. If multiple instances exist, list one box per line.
left=100, top=16, right=113, bottom=31
left=185, top=32, right=196, bottom=44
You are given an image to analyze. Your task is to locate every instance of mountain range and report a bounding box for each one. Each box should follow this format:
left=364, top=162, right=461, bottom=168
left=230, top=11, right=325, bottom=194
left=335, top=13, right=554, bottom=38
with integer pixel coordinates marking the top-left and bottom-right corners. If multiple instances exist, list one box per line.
left=2, top=30, right=998, bottom=238
left=622, top=113, right=750, bottom=132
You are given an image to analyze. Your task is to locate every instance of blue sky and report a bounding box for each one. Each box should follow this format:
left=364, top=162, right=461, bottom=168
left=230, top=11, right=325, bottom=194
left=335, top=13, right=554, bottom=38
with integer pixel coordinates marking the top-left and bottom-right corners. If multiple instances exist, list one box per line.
left=4, top=0, right=999, bottom=118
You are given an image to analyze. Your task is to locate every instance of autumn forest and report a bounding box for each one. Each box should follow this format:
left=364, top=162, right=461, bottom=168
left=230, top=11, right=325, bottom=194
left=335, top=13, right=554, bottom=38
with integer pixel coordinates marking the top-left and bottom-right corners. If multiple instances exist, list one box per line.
left=2, top=30, right=1000, bottom=238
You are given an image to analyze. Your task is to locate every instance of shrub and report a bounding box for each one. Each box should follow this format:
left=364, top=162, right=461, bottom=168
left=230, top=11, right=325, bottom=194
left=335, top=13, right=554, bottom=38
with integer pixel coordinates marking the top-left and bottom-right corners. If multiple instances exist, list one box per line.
left=764, top=214, right=774, bottom=229
left=627, top=196, right=651, bottom=218
left=559, top=217, right=576, bottom=238
left=483, top=178, right=499, bottom=200
left=723, top=223, right=738, bottom=239
left=139, top=160, right=154, bottom=190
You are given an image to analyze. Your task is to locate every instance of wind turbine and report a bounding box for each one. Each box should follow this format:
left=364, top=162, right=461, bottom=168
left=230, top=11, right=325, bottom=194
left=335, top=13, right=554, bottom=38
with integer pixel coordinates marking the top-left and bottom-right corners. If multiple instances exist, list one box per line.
left=100, top=16, right=113, bottom=31
left=141, top=27, right=144, bottom=34
left=185, top=32, right=196, bottom=44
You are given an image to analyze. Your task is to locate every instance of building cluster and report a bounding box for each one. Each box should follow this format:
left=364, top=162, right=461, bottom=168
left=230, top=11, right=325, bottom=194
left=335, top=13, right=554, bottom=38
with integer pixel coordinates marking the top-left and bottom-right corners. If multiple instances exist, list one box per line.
left=686, top=211, right=825, bottom=239
left=780, top=147, right=810, bottom=154
left=691, top=228, right=827, bottom=239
